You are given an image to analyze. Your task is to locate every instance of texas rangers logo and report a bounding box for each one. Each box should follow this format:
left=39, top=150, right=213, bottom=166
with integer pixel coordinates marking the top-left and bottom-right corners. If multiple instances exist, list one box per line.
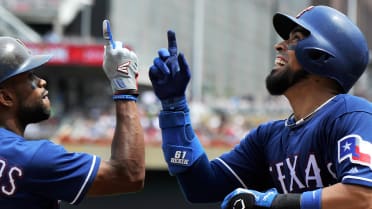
left=338, top=134, right=372, bottom=169
left=117, top=61, right=131, bottom=74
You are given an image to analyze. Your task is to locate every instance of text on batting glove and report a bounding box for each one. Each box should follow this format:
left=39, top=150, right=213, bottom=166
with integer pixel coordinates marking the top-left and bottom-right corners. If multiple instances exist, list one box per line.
left=159, top=110, right=204, bottom=175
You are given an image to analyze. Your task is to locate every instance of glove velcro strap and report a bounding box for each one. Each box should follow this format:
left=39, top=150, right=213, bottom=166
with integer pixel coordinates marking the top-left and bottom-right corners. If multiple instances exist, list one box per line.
left=159, top=111, right=191, bottom=128
left=161, top=96, right=189, bottom=112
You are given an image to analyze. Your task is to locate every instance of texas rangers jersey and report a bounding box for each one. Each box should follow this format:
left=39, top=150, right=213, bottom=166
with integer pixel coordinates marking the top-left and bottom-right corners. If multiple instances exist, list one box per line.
left=0, top=128, right=101, bottom=209
left=216, top=94, right=372, bottom=193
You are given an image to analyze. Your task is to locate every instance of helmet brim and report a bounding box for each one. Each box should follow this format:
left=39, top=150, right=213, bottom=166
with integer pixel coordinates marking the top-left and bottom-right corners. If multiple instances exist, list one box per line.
left=0, top=54, right=52, bottom=83
left=273, top=13, right=309, bottom=40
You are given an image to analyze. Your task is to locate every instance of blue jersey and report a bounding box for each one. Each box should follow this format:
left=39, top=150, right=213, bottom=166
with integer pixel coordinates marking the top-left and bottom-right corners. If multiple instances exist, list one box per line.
left=0, top=128, right=101, bottom=209
left=215, top=94, right=372, bottom=193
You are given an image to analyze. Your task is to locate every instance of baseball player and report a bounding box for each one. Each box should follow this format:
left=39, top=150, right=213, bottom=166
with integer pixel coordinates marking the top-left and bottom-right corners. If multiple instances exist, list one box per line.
left=149, top=5, right=372, bottom=209
left=0, top=20, right=144, bottom=208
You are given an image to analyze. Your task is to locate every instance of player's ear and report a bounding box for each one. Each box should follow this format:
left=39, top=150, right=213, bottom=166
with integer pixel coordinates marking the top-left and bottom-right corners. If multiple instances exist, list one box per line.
left=0, top=88, right=14, bottom=107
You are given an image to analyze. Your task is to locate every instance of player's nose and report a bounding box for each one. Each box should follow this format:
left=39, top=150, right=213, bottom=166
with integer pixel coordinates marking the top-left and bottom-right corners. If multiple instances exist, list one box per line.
left=274, top=40, right=287, bottom=52
left=36, top=76, right=47, bottom=88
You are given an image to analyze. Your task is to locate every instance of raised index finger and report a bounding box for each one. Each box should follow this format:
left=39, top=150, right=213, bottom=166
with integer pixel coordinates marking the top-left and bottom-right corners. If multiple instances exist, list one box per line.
left=167, top=30, right=177, bottom=56
left=102, top=19, right=116, bottom=49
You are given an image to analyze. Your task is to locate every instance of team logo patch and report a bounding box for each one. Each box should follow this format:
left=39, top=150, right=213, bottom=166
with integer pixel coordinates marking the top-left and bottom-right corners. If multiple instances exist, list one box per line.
left=296, top=5, right=314, bottom=18
left=338, top=134, right=372, bottom=168
left=117, top=61, right=131, bottom=74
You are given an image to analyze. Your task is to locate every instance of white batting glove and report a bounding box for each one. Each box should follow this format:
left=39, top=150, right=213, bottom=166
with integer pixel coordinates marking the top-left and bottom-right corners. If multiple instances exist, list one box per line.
left=102, top=19, right=139, bottom=95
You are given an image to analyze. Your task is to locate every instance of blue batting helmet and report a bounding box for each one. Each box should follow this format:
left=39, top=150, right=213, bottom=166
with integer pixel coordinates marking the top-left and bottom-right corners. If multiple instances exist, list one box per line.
left=273, top=5, right=369, bottom=93
left=0, top=36, right=52, bottom=84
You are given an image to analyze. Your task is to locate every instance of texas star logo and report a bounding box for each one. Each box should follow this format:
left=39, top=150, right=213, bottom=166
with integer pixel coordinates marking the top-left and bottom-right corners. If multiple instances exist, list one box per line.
left=117, top=61, right=131, bottom=74
left=338, top=134, right=372, bottom=169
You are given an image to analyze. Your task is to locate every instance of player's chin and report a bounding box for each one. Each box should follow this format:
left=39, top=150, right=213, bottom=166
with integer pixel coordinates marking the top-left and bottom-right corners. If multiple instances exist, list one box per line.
left=39, top=108, right=52, bottom=122
left=268, top=68, right=280, bottom=77
left=40, top=101, right=52, bottom=118
left=272, top=64, right=286, bottom=72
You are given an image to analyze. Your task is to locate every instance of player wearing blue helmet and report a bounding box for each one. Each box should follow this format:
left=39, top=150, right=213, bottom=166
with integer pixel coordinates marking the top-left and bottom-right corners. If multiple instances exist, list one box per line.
left=149, top=5, right=371, bottom=209
left=0, top=20, right=145, bottom=209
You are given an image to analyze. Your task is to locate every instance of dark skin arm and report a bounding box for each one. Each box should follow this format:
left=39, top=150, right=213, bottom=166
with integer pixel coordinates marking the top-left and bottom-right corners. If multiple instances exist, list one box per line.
left=322, top=183, right=372, bottom=209
left=87, top=100, right=145, bottom=195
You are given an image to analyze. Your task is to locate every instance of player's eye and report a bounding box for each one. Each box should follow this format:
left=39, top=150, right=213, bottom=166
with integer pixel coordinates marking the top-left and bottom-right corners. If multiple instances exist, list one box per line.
left=288, top=33, right=303, bottom=44
left=27, top=72, right=41, bottom=88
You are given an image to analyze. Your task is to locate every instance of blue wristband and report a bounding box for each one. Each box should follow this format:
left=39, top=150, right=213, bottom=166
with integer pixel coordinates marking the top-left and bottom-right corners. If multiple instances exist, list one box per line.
left=161, top=96, right=189, bottom=112
left=301, top=189, right=322, bottom=209
left=112, top=94, right=137, bottom=101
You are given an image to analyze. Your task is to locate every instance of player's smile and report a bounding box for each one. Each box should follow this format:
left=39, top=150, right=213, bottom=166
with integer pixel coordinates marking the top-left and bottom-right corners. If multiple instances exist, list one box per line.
left=275, top=55, right=287, bottom=67
left=273, top=55, right=288, bottom=71
left=41, top=90, right=48, bottom=99
left=41, top=90, right=50, bottom=106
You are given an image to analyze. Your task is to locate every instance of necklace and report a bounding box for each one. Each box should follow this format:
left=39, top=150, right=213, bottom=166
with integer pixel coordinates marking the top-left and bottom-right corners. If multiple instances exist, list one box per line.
left=285, top=95, right=336, bottom=128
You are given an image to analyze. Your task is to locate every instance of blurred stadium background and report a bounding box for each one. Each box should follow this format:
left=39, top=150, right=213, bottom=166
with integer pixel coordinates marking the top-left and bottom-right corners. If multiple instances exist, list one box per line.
left=0, top=0, right=371, bottom=208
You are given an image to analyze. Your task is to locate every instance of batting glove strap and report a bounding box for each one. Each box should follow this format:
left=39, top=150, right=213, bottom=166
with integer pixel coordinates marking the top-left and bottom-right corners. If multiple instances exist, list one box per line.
left=161, top=96, right=189, bottom=112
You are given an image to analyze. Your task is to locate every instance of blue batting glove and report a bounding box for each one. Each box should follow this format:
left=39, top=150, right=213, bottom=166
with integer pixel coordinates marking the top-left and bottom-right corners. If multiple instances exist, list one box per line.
left=221, top=188, right=278, bottom=209
left=149, top=30, right=191, bottom=101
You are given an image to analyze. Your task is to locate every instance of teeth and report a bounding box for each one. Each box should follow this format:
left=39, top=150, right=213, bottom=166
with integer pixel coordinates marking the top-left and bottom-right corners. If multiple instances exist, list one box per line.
left=275, top=58, right=286, bottom=66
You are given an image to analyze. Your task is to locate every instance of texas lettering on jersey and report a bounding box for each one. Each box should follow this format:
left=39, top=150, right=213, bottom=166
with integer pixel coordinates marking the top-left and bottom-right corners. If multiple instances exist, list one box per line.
left=268, top=134, right=372, bottom=194
left=269, top=154, right=336, bottom=193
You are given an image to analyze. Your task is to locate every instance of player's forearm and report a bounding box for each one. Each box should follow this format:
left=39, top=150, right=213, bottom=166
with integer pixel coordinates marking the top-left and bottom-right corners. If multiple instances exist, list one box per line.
left=273, top=184, right=372, bottom=209
left=176, top=155, right=236, bottom=203
left=321, top=183, right=372, bottom=209
left=110, top=101, right=145, bottom=187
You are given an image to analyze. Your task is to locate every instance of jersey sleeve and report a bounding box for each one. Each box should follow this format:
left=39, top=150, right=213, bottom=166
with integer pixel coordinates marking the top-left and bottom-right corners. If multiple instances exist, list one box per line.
left=214, top=122, right=275, bottom=191
left=24, top=141, right=101, bottom=205
left=330, top=111, right=372, bottom=188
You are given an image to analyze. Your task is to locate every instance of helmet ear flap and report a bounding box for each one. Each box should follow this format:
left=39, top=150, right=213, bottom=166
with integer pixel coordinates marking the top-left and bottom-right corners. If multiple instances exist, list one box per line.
left=302, top=47, right=334, bottom=65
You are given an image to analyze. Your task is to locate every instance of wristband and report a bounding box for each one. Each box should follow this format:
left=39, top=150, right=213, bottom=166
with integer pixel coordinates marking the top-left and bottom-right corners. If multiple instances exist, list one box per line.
left=112, top=94, right=137, bottom=101
left=301, top=189, right=322, bottom=209
left=161, top=96, right=189, bottom=112
left=271, top=193, right=301, bottom=209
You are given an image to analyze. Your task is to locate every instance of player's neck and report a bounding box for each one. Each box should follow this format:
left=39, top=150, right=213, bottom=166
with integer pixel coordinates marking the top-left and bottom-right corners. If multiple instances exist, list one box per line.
left=292, top=94, right=335, bottom=120
left=285, top=75, right=340, bottom=120
left=0, top=117, right=25, bottom=136
left=285, top=94, right=336, bottom=128
left=285, top=84, right=338, bottom=121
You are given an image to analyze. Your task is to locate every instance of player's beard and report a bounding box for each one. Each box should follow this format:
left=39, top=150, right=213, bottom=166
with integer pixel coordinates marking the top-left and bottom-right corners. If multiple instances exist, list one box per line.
left=265, top=66, right=309, bottom=95
left=17, top=100, right=51, bottom=126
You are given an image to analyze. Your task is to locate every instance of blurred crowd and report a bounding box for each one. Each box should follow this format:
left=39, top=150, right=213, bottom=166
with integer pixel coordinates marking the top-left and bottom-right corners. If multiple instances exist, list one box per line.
left=24, top=91, right=294, bottom=148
